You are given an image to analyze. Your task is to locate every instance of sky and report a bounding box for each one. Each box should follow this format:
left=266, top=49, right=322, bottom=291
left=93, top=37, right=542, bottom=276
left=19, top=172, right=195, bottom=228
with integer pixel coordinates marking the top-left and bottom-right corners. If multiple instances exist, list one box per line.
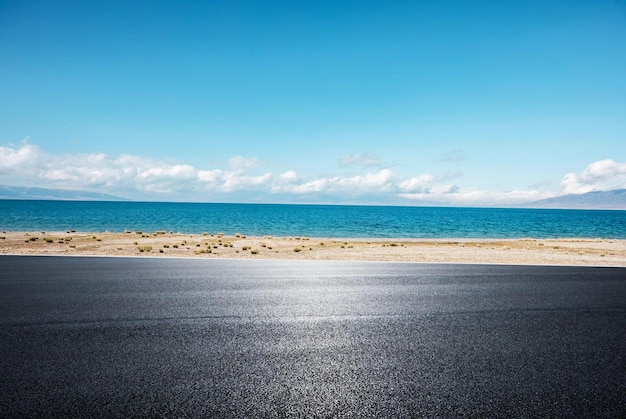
left=1, top=0, right=625, bottom=205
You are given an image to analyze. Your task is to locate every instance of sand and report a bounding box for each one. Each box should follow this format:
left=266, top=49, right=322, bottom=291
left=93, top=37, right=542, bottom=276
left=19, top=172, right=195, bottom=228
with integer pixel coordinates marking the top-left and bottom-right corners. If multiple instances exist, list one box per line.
left=1, top=230, right=625, bottom=267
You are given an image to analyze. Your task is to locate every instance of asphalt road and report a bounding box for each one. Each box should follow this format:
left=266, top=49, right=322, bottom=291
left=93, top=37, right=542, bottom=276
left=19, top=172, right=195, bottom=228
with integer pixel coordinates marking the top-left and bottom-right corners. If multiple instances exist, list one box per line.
left=1, top=256, right=625, bottom=417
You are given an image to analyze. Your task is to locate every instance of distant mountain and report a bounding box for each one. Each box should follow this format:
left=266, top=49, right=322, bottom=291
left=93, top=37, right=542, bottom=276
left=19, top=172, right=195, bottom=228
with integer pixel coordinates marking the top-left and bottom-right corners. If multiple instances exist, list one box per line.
left=523, top=189, right=626, bottom=210
left=0, top=185, right=127, bottom=201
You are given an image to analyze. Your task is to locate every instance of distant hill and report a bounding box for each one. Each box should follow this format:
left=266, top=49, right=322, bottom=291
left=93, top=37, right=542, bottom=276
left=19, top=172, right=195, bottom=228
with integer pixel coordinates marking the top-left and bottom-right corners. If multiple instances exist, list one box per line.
left=0, top=185, right=127, bottom=201
left=523, top=189, right=626, bottom=210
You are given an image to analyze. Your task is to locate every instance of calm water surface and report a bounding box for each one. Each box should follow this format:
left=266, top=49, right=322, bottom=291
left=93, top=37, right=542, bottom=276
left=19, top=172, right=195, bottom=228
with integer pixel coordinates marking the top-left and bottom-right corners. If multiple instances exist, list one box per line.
left=1, top=200, right=625, bottom=239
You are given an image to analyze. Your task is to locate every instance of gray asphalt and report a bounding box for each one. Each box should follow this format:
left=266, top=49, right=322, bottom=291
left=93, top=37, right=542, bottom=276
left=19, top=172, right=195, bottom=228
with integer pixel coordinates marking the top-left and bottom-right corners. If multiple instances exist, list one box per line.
left=1, top=256, right=625, bottom=417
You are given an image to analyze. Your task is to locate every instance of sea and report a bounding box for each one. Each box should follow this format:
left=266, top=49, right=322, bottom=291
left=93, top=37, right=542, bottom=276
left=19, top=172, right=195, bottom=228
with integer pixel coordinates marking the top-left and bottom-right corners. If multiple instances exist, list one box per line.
left=1, top=200, right=626, bottom=239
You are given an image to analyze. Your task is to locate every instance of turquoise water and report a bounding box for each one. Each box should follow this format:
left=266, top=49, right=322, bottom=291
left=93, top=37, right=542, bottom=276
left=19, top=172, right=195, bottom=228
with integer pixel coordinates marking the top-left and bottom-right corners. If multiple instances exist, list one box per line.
left=1, top=200, right=626, bottom=239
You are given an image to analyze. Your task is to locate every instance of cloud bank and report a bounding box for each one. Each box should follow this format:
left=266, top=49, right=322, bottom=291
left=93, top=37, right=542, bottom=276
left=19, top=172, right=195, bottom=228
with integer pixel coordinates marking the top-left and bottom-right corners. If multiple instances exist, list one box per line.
left=1, top=140, right=624, bottom=205
left=561, top=159, right=626, bottom=195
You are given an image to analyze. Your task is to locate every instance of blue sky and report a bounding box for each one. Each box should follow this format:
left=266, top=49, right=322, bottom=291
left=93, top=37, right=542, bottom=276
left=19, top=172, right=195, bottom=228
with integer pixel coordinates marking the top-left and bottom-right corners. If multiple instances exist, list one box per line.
left=1, top=0, right=625, bottom=204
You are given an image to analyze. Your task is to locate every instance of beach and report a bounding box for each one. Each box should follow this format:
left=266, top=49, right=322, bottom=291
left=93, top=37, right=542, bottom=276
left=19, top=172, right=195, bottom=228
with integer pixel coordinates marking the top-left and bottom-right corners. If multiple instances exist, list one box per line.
left=1, top=230, right=625, bottom=266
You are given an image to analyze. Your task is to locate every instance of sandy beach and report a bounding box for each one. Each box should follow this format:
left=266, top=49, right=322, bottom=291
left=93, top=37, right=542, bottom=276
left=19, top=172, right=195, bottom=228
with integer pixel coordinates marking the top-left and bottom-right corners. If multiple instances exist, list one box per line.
left=1, top=230, right=625, bottom=266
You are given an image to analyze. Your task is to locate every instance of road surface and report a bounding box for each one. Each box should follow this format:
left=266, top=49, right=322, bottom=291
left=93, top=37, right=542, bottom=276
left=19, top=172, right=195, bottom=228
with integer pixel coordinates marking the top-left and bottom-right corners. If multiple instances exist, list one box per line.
left=1, top=256, right=625, bottom=417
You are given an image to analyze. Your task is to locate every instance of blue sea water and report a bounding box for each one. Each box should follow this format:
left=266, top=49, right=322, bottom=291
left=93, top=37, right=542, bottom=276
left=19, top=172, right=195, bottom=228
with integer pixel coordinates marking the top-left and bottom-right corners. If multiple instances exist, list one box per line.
left=1, top=200, right=626, bottom=239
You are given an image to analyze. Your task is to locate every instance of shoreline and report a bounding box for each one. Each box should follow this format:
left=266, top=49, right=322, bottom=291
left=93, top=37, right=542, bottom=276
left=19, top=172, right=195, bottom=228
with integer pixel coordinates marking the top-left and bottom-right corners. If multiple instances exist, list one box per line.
left=1, top=230, right=625, bottom=267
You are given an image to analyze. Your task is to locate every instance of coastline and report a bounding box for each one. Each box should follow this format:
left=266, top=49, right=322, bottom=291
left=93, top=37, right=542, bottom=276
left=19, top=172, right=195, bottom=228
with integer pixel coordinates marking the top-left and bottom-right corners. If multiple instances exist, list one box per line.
left=1, top=230, right=625, bottom=267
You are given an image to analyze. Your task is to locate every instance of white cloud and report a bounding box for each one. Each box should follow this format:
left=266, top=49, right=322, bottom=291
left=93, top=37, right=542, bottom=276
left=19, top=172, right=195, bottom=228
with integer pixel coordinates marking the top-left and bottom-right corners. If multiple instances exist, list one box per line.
left=399, top=188, right=547, bottom=206
left=270, top=170, right=301, bottom=192
left=561, top=159, right=626, bottom=194
left=221, top=172, right=272, bottom=192
left=337, top=169, right=395, bottom=191
left=278, top=170, right=299, bottom=182
left=197, top=169, right=222, bottom=183
left=398, top=174, right=435, bottom=193
left=290, top=179, right=326, bottom=193
left=198, top=167, right=272, bottom=193
left=138, top=164, right=195, bottom=180
left=3, top=140, right=625, bottom=205
left=279, top=169, right=396, bottom=195
left=0, top=141, right=201, bottom=195
left=0, top=139, right=44, bottom=174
